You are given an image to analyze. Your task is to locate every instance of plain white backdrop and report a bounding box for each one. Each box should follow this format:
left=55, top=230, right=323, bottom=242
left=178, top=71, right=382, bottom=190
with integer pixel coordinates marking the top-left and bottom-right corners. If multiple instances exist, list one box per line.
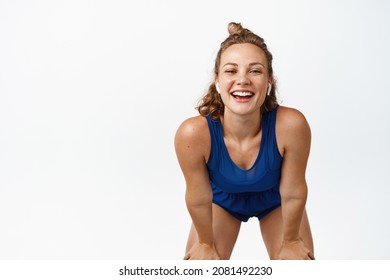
left=1, top=0, right=390, bottom=260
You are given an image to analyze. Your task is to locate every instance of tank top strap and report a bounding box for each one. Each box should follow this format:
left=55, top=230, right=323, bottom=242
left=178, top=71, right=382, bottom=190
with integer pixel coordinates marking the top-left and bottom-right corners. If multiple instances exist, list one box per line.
left=205, top=115, right=223, bottom=169
left=261, top=106, right=281, bottom=169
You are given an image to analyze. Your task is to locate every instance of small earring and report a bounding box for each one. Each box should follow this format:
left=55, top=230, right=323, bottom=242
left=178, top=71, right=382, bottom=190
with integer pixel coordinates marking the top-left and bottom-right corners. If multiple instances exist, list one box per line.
left=216, top=83, right=221, bottom=94
left=266, top=83, right=272, bottom=96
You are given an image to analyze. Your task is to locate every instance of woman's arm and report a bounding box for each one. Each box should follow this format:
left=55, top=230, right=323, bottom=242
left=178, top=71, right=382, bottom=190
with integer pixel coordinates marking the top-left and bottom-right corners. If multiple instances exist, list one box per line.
left=277, top=108, right=314, bottom=260
left=174, top=117, right=220, bottom=260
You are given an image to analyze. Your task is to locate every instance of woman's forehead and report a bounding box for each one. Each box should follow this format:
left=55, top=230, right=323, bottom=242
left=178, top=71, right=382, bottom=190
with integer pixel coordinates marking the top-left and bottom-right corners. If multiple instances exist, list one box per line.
left=220, top=43, right=267, bottom=65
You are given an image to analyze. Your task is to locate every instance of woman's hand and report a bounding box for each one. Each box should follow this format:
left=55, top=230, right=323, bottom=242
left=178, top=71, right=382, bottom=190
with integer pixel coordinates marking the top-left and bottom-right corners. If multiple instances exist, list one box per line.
left=277, top=238, right=315, bottom=260
left=184, top=242, right=220, bottom=260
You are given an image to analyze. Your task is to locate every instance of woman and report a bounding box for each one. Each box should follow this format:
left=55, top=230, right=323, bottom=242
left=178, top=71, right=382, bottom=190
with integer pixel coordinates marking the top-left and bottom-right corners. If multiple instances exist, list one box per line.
left=174, top=22, right=314, bottom=260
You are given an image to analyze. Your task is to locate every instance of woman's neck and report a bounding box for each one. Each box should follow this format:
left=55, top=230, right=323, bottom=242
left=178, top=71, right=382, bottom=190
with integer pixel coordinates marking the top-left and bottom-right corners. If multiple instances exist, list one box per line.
left=221, top=109, right=262, bottom=142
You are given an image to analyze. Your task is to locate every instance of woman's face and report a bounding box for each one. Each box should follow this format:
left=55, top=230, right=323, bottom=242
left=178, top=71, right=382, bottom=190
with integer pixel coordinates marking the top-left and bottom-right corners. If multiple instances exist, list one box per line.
left=216, top=43, right=270, bottom=117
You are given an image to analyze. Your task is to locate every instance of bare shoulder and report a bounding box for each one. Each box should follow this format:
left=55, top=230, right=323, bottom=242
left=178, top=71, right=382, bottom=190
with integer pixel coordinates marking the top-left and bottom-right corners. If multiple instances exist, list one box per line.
left=276, top=106, right=311, bottom=154
left=174, top=115, right=210, bottom=161
left=276, top=106, right=310, bottom=131
left=175, top=115, right=209, bottom=145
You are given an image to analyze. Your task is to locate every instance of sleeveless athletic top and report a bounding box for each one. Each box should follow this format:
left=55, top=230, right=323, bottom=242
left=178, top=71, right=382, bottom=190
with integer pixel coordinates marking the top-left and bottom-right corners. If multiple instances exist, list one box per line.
left=205, top=106, right=283, bottom=221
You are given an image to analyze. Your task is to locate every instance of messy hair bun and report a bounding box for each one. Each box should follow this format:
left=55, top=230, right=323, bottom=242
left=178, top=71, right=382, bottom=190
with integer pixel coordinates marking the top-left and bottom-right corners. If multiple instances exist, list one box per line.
left=228, top=22, right=244, bottom=35
left=197, top=22, right=278, bottom=119
left=227, top=22, right=256, bottom=37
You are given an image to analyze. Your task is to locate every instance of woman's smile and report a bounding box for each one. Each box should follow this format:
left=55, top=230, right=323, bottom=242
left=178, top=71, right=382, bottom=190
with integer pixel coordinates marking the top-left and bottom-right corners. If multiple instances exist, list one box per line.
left=230, top=90, right=254, bottom=102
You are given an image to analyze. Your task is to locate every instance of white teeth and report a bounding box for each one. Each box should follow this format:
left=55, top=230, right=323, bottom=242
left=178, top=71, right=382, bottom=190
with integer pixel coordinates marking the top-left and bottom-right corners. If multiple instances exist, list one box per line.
left=232, top=91, right=253, bottom=97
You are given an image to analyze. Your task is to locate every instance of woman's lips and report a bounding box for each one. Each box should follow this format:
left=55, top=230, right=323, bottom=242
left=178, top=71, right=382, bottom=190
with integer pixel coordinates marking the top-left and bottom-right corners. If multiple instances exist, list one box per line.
left=231, top=91, right=254, bottom=102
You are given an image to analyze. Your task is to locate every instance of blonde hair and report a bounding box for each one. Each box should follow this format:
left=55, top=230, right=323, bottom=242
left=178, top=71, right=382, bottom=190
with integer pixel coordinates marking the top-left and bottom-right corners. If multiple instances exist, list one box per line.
left=197, top=22, right=278, bottom=119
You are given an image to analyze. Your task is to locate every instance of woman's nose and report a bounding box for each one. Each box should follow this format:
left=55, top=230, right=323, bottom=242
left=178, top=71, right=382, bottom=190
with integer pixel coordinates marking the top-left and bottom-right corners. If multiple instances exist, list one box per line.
left=236, top=72, right=250, bottom=85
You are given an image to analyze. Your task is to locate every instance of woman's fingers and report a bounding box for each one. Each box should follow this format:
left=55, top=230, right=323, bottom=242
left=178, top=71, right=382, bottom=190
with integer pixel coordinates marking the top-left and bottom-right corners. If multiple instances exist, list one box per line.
left=183, top=253, right=191, bottom=260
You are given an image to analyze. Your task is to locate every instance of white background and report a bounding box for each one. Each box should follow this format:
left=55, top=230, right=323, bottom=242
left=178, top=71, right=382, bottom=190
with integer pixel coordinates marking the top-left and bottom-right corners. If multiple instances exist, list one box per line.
left=1, top=0, right=389, bottom=260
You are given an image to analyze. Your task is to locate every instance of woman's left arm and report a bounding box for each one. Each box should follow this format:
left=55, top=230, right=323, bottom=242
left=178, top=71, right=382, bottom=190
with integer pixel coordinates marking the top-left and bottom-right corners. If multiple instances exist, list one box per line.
left=277, top=108, right=314, bottom=260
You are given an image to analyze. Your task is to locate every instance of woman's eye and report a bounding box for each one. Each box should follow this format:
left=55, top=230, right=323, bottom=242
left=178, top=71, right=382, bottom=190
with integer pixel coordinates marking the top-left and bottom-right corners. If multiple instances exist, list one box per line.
left=225, top=69, right=236, bottom=74
left=250, top=69, right=262, bottom=74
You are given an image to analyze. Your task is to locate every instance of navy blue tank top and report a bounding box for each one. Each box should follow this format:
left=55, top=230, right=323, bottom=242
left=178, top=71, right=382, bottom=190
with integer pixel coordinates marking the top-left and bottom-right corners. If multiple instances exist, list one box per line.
left=206, top=106, right=283, bottom=194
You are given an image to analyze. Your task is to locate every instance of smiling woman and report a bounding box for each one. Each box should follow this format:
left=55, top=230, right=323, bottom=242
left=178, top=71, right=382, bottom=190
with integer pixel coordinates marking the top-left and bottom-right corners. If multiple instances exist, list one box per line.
left=175, top=23, right=314, bottom=259
left=174, top=22, right=314, bottom=260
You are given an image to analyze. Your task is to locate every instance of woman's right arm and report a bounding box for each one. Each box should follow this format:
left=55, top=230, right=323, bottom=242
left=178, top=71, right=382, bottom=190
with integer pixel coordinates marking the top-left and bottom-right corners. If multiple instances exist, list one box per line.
left=174, top=117, right=219, bottom=260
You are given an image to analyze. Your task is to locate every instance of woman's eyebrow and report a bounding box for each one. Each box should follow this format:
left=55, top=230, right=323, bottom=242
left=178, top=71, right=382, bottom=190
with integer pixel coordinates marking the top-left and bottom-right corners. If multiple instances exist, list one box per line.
left=222, top=62, right=238, bottom=67
left=249, top=62, right=266, bottom=68
left=222, top=62, right=266, bottom=68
